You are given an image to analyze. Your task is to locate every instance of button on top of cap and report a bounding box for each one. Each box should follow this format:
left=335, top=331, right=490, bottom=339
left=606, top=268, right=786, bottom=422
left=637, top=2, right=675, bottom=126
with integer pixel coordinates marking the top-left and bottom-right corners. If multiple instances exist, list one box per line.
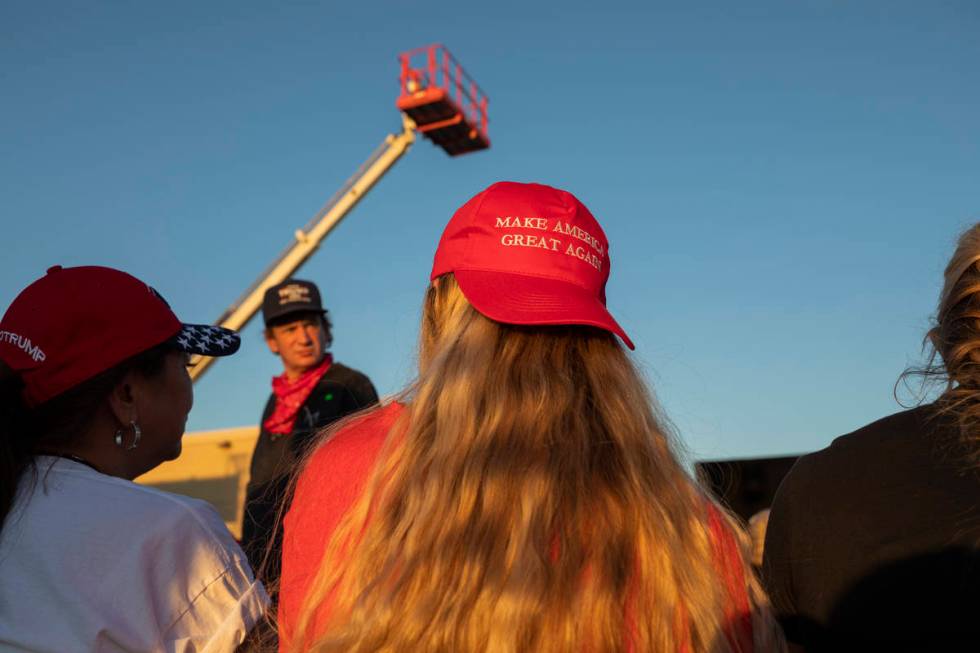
left=46, top=265, right=63, bottom=274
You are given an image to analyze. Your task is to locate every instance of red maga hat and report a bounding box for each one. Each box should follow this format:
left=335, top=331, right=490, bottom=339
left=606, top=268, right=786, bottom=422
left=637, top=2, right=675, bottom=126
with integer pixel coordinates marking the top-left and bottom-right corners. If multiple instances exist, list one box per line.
left=431, top=181, right=634, bottom=349
left=0, top=265, right=240, bottom=407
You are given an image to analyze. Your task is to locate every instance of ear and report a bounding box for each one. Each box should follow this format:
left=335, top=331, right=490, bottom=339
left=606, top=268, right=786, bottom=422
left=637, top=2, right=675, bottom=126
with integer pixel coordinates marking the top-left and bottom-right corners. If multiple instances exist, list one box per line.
left=265, top=330, right=281, bottom=356
left=106, top=371, right=139, bottom=427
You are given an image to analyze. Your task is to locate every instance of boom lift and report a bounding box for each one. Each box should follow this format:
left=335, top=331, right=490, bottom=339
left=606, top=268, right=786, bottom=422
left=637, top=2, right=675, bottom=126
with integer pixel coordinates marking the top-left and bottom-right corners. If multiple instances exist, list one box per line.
left=140, top=46, right=489, bottom=538
left=189, top=44, right=490, bottom=382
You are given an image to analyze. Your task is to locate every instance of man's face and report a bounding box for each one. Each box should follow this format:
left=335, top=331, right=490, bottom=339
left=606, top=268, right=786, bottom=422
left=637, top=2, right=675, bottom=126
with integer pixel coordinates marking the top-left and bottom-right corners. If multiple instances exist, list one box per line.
left=265, top=313, right=328, bottom=378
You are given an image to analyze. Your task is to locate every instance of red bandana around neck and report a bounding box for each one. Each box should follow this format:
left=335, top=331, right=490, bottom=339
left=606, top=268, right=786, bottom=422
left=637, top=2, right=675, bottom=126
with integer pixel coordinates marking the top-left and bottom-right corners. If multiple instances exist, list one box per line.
left=263, top=354, right=333, bottom=436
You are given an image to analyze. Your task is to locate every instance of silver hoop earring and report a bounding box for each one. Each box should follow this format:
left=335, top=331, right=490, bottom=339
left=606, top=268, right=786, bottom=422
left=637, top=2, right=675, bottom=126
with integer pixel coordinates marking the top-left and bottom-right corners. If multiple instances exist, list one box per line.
left=113, top=421, right=141, bottom=450
left=128, top=421, right=141, bottom=451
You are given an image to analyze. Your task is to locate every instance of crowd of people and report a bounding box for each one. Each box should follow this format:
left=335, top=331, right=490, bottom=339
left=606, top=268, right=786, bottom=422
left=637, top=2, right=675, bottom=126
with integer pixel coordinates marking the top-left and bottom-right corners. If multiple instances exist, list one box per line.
left=0, top=180, right=976, bottom=652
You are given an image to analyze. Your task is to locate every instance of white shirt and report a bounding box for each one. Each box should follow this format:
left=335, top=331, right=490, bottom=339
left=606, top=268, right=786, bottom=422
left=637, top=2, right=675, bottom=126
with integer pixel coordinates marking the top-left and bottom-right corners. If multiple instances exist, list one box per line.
left=0, top=457, right=269, bottom=652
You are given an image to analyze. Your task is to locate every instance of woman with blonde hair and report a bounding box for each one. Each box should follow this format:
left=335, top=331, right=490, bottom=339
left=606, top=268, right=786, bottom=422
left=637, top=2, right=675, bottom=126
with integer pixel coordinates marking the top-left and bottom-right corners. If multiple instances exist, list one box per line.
left=764, top=223, right=980, bottom=651
left=279, top=182, right=783, bottom=652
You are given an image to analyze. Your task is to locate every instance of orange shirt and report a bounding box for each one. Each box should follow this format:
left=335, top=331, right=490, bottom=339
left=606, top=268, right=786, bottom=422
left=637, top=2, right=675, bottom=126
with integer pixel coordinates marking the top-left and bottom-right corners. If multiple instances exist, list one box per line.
left=279, top=402, right=752, bottom=652
left=280, top=403, right=402, bottom=649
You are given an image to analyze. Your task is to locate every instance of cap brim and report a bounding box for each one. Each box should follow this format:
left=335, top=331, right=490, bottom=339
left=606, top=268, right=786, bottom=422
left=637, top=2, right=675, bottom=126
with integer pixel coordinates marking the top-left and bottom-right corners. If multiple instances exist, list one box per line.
left=453, top=269, right=635, bottom=350
left=169, top=323, right=241, bottom=357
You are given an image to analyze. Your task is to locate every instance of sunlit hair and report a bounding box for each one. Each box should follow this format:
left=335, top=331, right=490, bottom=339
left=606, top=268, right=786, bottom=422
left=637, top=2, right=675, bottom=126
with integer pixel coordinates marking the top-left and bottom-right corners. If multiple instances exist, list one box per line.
left=290, top=274, right=782, bottom=653
left=903, top=222, right=980, bottom=460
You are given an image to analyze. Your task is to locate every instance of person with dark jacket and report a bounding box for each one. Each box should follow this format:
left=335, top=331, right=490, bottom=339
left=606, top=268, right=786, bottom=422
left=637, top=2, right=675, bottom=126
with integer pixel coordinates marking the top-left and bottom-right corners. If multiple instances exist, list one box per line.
left=763, top=224, right=980, bottom=652
left=241, top=279, right=377, bottom=587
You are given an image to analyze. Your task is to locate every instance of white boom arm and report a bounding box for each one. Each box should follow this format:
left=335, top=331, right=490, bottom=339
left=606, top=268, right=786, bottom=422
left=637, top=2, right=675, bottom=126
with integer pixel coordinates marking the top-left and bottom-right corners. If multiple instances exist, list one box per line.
left=189, top=115, right=416, bottom=381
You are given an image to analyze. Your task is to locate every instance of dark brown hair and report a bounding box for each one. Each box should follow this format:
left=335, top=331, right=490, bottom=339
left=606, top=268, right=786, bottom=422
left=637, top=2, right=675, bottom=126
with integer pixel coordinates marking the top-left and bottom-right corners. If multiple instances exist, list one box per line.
left=0, top=343, right=173, bottom=531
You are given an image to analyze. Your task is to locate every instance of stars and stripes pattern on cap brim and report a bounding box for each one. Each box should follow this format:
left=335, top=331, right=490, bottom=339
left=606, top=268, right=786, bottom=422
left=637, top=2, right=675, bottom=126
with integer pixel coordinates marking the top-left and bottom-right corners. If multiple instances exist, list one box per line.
left=171, top=324, right=241, bottom=357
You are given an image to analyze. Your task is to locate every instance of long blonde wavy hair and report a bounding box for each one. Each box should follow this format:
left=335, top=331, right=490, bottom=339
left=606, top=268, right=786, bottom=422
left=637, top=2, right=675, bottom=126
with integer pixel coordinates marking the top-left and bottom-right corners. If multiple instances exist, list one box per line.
left=289, top=274, right=782, bottom=653
left=904, top=223, right=980, bottom=458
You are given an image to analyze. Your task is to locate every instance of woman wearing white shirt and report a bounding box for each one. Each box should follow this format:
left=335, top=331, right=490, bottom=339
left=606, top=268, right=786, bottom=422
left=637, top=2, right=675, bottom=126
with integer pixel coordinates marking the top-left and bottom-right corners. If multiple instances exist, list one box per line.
left=0, top=265, right=268, bottom=652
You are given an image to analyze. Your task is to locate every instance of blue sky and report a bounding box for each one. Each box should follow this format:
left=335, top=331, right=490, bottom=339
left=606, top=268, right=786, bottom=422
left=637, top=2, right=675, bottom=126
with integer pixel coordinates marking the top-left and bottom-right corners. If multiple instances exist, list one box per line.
left=2, top=1, right=977, bottom=460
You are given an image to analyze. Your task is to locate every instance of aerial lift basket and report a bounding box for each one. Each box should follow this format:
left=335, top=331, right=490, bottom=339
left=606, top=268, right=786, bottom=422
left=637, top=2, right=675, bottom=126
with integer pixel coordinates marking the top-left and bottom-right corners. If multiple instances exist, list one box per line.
left=397, top=44, right=490, bottom=156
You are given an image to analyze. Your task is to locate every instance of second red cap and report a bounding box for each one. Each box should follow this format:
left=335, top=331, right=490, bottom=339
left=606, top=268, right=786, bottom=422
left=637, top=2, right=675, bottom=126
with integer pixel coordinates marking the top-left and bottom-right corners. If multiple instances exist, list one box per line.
left=0, top=265, right=241, bottom=406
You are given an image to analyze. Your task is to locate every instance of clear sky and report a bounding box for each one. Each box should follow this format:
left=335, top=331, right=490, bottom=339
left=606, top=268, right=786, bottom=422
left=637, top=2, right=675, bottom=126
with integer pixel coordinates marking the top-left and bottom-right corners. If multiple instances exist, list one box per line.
left=2, top=1, right=977, bottom=461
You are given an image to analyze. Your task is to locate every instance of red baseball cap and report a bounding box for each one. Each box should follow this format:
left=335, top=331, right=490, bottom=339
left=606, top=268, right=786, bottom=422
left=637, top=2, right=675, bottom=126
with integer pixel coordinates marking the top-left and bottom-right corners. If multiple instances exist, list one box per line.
left=431, top=181, right=634, bottom=349
left=0, top=265, right=240, bottom=407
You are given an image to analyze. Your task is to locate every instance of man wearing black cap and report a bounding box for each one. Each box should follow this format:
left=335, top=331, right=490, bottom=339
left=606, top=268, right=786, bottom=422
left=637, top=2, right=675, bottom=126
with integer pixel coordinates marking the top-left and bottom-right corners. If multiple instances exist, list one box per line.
left=241, top=279, right=378, bottom=585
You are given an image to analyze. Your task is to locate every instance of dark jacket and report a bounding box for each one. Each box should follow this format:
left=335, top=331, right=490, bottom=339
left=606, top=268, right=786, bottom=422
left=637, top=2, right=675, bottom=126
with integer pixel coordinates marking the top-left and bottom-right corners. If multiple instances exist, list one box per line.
left=241, top=361, right=378, bottom=586
left=763, top=405, right=980, bottom=652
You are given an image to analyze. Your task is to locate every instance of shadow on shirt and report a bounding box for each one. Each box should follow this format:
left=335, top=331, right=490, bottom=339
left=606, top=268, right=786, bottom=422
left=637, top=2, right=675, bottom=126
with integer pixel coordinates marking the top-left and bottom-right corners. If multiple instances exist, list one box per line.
left=780, top=547, right=980, bottom=652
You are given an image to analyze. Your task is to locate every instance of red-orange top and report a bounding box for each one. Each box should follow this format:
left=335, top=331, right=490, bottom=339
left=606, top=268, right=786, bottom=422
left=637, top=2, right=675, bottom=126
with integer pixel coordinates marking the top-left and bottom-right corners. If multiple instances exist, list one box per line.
left=279, top=402, right=752, bottom=652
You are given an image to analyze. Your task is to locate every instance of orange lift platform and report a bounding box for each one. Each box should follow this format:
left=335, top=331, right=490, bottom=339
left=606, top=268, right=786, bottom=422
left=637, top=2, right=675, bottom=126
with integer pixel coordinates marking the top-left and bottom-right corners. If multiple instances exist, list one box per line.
left=397, top=44, right=490, bottom=156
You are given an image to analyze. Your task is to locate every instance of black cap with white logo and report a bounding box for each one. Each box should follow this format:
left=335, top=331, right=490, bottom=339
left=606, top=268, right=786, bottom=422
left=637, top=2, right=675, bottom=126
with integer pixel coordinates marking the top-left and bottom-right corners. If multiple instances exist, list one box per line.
left=262, top=279, right=326, bottom=326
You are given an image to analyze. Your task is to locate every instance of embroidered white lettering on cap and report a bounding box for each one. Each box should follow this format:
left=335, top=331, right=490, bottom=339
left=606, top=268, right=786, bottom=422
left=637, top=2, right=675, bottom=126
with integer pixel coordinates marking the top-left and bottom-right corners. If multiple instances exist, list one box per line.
left=278, top=284, right=312, bottom=305
left=0, top=330, right=46, bottom=362
left=429, top=181, right=635, bottom=350
left=495, top=216, right=549, bottom=230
